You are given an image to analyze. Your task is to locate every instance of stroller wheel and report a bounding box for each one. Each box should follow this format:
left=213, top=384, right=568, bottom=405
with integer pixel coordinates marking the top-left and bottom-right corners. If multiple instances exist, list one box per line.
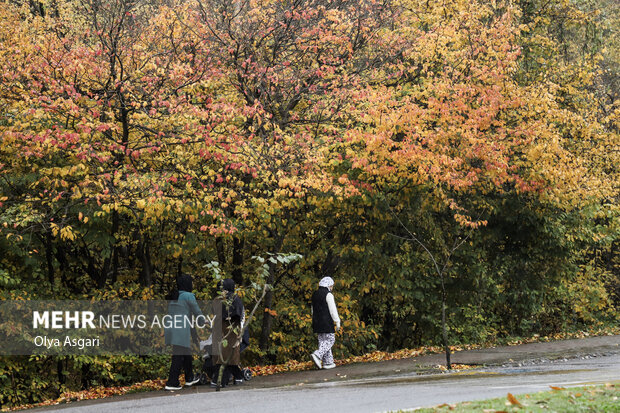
left=243, top=368, right=252, bottom=381
left=199, top=372, right=209, bottom=386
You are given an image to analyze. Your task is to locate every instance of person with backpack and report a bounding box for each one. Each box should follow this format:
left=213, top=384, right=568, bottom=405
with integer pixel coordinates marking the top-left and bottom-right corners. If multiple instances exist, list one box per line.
left=164, top=273, right=203, bottom=391
left=310, top=276, right=341, bottom=369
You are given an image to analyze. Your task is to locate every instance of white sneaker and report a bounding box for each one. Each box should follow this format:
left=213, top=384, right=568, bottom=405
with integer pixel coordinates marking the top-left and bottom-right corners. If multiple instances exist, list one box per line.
left=323, top=363, right=336, bottom=369
left=311, top=353, right=322, bottom=369
left=165, top=385, right=182, bottom=391
left=185, top=377, right=200, bottom=387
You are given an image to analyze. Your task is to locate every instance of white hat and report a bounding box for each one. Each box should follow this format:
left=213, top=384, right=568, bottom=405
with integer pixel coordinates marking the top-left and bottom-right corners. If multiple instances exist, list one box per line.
left=319, top=277, right=334, bottom=288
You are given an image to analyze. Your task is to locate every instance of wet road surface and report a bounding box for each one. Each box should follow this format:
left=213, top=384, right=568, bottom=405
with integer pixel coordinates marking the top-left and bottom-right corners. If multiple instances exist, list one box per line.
left=37, top=353, right=620, bottom=413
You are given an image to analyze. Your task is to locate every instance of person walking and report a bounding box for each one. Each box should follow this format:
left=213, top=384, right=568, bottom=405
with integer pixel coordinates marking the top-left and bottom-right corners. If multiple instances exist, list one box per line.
left=310, top=276, right=341, bottom=369
left=164, top=273, right=203, bottom=391
left=212, top=278, right=245, bottom=386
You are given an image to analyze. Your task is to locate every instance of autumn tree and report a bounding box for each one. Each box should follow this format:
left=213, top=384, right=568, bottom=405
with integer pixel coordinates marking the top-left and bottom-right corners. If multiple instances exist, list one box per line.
left=185, top=0, right=397, bottom=356
left=330, top=0, right=619, bottom=366
left=0, top=0, right=248, bottom=292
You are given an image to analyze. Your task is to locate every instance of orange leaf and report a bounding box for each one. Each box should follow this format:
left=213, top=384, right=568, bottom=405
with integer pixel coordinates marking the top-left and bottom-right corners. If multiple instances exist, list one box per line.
left=550, top=386, right=566, bottom=390
left=507, top=393, right=521, bottom=406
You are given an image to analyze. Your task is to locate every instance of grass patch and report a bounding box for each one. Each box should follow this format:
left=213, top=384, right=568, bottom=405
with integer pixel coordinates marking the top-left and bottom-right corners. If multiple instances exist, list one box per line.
left=410, top=383, right=618, bottom=412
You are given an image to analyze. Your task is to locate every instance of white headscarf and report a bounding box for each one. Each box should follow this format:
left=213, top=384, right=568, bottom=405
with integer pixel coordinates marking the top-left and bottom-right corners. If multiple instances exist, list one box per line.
left=318, top=276, right=334, bottom=288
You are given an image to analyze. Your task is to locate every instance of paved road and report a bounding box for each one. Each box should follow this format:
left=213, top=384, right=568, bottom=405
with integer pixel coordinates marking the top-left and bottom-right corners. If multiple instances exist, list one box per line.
left=39, top=353, right=620, bottom=413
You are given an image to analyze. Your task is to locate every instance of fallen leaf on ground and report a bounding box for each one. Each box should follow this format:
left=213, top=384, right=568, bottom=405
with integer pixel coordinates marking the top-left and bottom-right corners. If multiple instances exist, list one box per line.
left=507, top=393, right=522, bottom=406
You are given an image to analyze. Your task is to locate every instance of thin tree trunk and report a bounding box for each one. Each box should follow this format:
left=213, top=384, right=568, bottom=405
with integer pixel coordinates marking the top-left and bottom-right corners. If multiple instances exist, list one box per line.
left=258, top=278, right=274, bottom=354
left=440, top=274, right=451, bottom=369
left=232, top=237, right=244, bottom=285
left=56, top=358, right=64, bottom=397
left=45, top=231, right=54, bottom=284
left=54, top=243, right=68, bottom=286
left=111, top=247, right=119, bottom=284
left=111, top=209, right=119, bottom=284
left=177, top=257, right=183, bottom=278
left=137, top=237, right=153, bottom=287
left=80, top=363, right=90, bottom=390
left=100, top=256, right=110, bottom=288
left=216, top=364, right=226, bottom=392
left=258, top=237, right=284, bottom=357
left=215, top=237, right=226, bottom=265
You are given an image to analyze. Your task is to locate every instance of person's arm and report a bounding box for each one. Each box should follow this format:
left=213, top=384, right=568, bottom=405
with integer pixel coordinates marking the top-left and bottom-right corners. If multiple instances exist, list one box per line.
left=184, top=292, right=204, bottom=318
left=232, top=296, right=243, bottom=324
left=326, top=293, right=340, bottom=330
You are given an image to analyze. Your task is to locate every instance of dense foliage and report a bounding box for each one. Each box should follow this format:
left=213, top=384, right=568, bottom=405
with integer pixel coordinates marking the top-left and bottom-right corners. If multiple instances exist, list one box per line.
left=0, top=0, right=617, bottom=407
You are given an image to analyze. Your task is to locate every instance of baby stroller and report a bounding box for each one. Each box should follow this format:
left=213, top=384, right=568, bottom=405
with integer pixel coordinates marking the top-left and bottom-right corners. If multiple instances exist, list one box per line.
left=198, top=328, right=252, bottom=386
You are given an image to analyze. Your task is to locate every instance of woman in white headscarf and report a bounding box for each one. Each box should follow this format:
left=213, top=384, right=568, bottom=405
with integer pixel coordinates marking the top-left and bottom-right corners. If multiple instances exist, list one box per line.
left=310, top=276, right=341, bottom=369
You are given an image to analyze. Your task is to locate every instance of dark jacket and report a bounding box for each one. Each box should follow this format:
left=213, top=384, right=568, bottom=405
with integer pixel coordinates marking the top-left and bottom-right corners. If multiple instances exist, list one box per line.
left=312, top=286, right=334, bottom=334
left=221, top=278, right=244, bottom=322
left=215, top=278, right=244, bottom=365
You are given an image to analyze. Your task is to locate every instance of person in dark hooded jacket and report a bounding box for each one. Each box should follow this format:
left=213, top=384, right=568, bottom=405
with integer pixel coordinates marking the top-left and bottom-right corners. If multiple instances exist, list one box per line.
left=164, top=273, right=203, bottom=391
left=212, top=278, right=245, bottom=386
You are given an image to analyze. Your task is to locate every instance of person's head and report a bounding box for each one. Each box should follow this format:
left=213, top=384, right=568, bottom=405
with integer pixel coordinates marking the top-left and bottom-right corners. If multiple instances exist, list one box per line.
left=221, top=278, right=235, bottom=293
left=318, top=276, right=334, bottom=291
left=177, top=273, right=193, bottom=292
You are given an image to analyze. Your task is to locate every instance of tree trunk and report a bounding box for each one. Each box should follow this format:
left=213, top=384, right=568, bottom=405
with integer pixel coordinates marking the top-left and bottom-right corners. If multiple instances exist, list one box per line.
left=137, top=237, right=153, bottom=287
left=258, top=276, right=275, bottom=355
left=99, top=256, right=110, bottom=289
left=80, top=363, right=91, bottom=390
left=258, top=237, right=284, bottom=358
left=111, top=247, right=119, bottom=284
left=83, top=251, right=100, bottom=287
left=177, top=257, right=183, bottom=278
left=215, top=237, right=226, bottom=265
left=440, top=277, right=451, bottom=369
left=45, top=231, right=54, bottom=284
left=56, top=359, right=65, bottom=397
left=111, top=209, right=120, bottom=284
left=232, top=237, right=244, bottom=285
left=54, top=243, right=68, bottom=286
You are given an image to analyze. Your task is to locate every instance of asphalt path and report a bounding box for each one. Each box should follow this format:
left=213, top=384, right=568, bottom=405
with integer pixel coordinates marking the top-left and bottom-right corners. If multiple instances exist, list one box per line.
left=38, top=353, right=620, bottom=413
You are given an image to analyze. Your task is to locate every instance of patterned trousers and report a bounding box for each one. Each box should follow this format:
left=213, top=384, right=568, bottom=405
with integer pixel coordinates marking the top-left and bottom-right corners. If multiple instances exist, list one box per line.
left=314, top=333, right=335, bottom=365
